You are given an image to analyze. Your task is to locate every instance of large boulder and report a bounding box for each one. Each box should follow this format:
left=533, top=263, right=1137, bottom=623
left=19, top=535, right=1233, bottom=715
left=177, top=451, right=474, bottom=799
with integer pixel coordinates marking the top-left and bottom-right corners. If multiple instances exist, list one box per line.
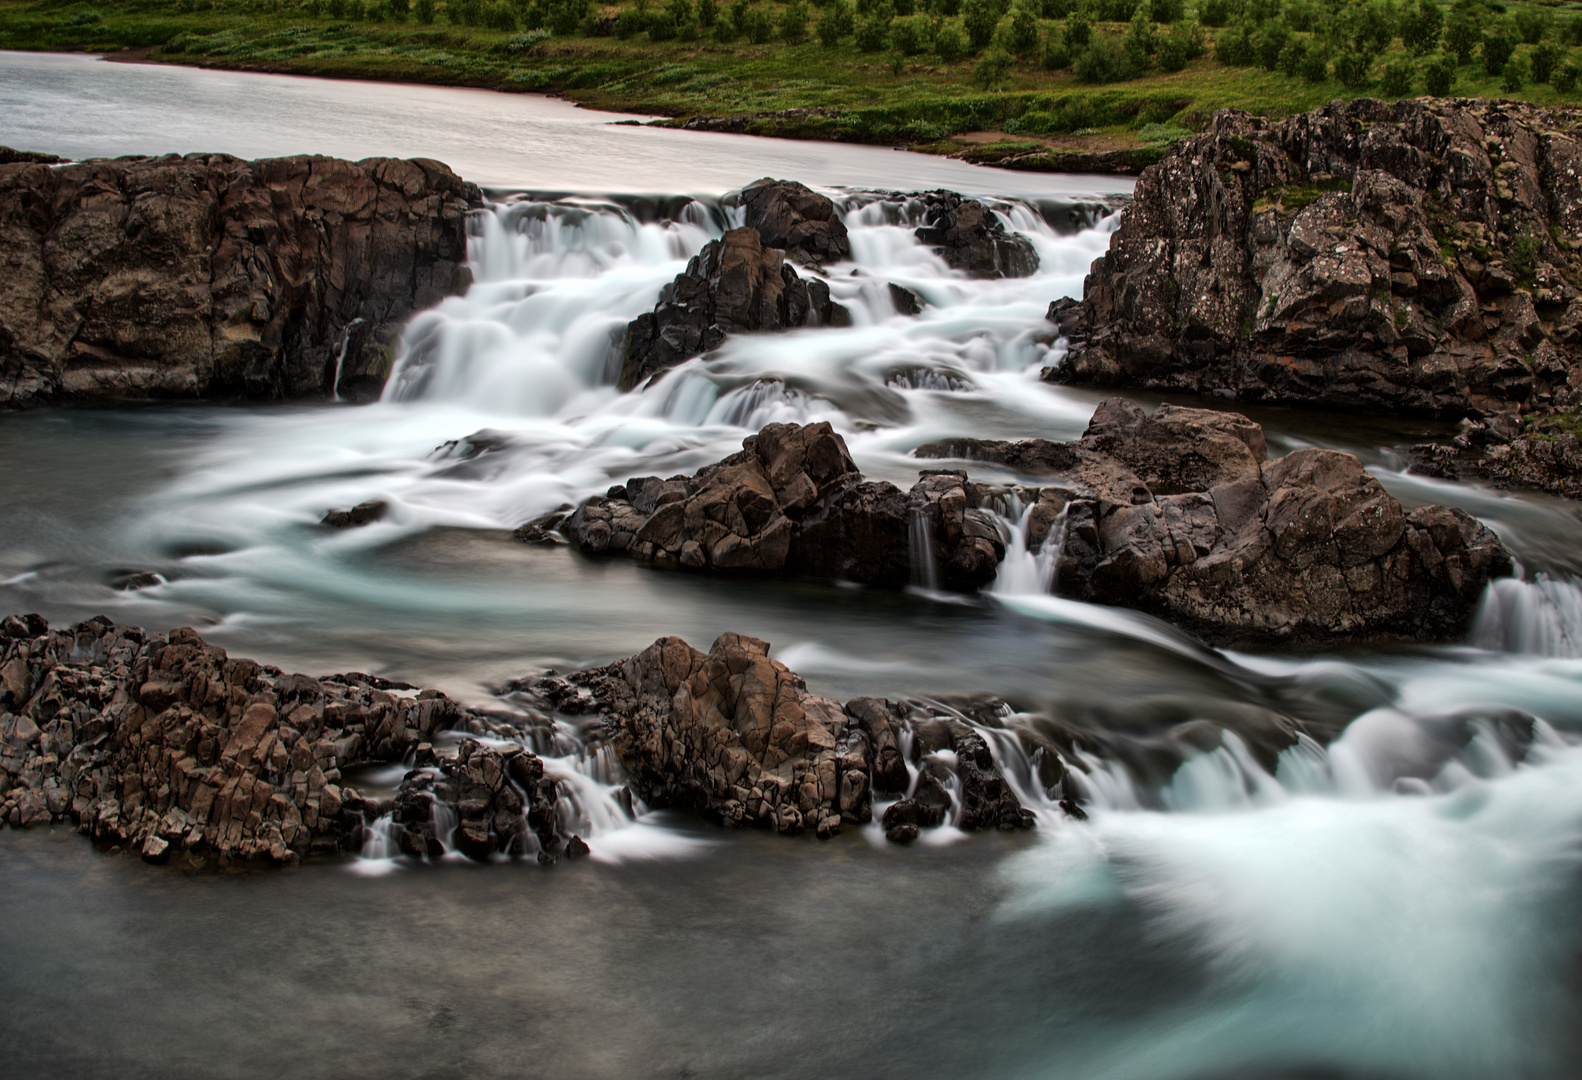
left=0, top=152, right=479, bottom=408
left=741, top=177, right=850, bottom=265
left=558, top=420, right=1003, bottom=589
left=917, top=399, right=1513, bottom=648
left=528, top=633, right=1036, bottom=841
left=1048, top=98, right=1582, bottom=419
left=0, top=616, right=575, bottom=865
left=914, top=191, right=1038, bottom=278
left=620, top=227, right=844, bottom=389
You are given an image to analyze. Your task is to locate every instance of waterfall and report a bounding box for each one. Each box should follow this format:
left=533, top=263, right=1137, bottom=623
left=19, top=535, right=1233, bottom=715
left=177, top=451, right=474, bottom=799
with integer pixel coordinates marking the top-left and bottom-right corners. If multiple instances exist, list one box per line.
left=908, top=507, right=940, bottom=591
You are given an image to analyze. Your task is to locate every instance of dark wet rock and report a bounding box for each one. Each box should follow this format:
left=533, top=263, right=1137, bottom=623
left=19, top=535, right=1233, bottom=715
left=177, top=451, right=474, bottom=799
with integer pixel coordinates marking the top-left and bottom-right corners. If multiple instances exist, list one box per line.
left=620, top=226, right=846, bottom=390
left=1047, top=98, right=1582, bottom=419
left=919, top=398, right=1512, bottom=648
left=389, top=738, right=572, bottom=863
left=562, top=421, right=1002, bottom=590
left=888, top=282, right=923, bottom=316
left=1411, top=412, right=1582, bottom=497
left=0, top=617, right=570, bottom=865
left=914, top=191, right=1038, bottom=279
left=513, top=510, right=570, bottom=545
left=0, top=152, right=479, bottom=409
left=741, top=177, right=850, bottom=265
left=321, top=500, right=389, bottom=528
left=528, top=633, right=1035, bottom=843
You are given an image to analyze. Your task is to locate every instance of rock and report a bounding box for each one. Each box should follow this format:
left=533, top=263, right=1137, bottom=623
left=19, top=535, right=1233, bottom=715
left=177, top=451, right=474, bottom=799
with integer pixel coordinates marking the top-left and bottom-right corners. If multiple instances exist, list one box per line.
left=1047, top=98, right=1582, bottom=419
left=888, top=282, right=923, bottom=316
left=0, top=146, right=63, bottom=166
left=918, top=398, right=1513, bottom=648
left=740, top=178, right=850, bottom=265
left=561, top=421, right=1003, bottom=590
left=0, top=152, right=479, bottom=409
left=528, top=633, right=1035, bottom=843
left=321, top=500, right=389, bottom=528
left=0, top=616, right=572, bottom=866
left=914, top=191, right=1038, bottom=278
left=620, top=226, right=845, bottom=389
left=1411, top=414, right=1582, bottom=498
left=390, top=739, right=565, bottom=862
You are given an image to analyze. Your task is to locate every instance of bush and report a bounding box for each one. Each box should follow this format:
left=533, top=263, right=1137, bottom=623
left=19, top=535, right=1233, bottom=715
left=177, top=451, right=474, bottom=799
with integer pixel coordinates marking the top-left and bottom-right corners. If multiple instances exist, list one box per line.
left=1149, top=0, right=1183, bottom=23
left=1254, top=17, right=1288, bottom=69
left=1513, top=6, right=1549, bottom=45
left=1157, top=19, right=1204, bottom=68
left=1039, top=0, right=1074, bottom=15
left=1006, top=4, right=1040, bottom=54
left=1275, top=35, right=1305, bottom=76
left=1480, top=30, right=1515, bottom=77
left=647, top=11, right=677, bottom=37
left=1530, top=40, right=1562, bottom=85
left=1443, top=9, right=1478, bottom=63
left=963, top=0, right=1000, bottom=48
left=1197, top=0, right=1233, bottom=27
left=1214, top=20, right=1256, bottom=65
left=934, top=0, right=962, bottom=15
left=1065, top=11, right=1091, bottom=47
left=414, top=0, right=436, bottom=20
left=729, top=0, right=750, bottom=31
left=1421, top=51, right=1455, bottom=93
left=892, top=13, right=929, bottom=51
left=1399, top=0, right=1441, bottom=54
left=697, top=0, right=716, bottom=25
left=508, top=27, right=551, bottom=47
left=1379, top=56, right=1414, bottom=97
left=816, top=0, right=853, bottom=43
left=1124, top=9, right=1156, bottom=67
left=1556, top=61, right=1581, bottom=95
left=780, top=0, right=810, bottom=40
left=1245, top=0, right=1278, bottom=22
left=972, top=46, right=1015, bottom=86
left=1042, top=30, right=1072, bottom=67
left=1500, top=54, right=1526, bottom=92
left=855, top=13, right=890, bottom=48
left=1284, top=0, right=1315, bottom=32
left=615, top=5, right=644, bottom=34
left=1075, top=34, right=1139, bottom=80
left=743, top=5, right=774, bottom=40
left=934, top=23, right=965, bottom=58
left=1333, top=49, right=1371, bottom=87
left=1300, top=42, right=1328, bottom=81
left=1098, top=0, right=1139, bottom=20
left=549, top=0, right=587, bottom=32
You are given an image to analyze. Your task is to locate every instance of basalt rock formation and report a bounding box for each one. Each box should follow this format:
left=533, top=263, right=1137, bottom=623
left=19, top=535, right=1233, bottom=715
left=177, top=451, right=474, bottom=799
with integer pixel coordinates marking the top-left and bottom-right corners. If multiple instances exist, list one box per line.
left=559, top=420, right=1005, bottom=590
left=0, top=616, right=577, bottom=865
left=0, top=152, right=478, bottom=408
left=916, top=399, right=1513, bottom=649
left=1411, top=411, right=1582, bottom=497
left=526, top=632, right=1037, bottom=842
left=741, top=176, right=851, bottom=265
left=620, top=226, right=845, bottom=390
left=1047, top=98, right=1582, bottom=419
left=914, top=190, right=1039, bottom=279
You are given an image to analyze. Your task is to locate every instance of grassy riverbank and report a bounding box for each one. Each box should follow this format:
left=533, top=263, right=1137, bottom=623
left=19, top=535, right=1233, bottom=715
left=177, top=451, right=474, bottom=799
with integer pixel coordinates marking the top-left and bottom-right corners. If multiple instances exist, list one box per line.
left=4, top=0, right=1581, bottom=164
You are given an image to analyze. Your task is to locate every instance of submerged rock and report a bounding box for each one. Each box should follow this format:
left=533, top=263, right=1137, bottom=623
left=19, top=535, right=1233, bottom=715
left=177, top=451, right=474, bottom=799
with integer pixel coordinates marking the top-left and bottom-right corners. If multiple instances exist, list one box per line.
left=1048, top=98, right=1582, bottom=419
left=917, top=399, right=1513, bottom=648
left=527, top=632, right=1036, bottom=841
left=559, top=420, right=1001, bottom=589
left=0, top=152, right=478, bottom=409
left=321, top=500, right=389, bottom=528
left=0, top=617, right=574, bottom=865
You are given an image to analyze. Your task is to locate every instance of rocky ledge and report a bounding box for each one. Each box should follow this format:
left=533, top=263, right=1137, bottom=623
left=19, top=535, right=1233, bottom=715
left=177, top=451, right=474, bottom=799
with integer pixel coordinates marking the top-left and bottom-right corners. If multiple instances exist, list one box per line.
left=523, top=631, right=1038, bottom=842
left=1048, top=98, right=1582, bottom=420
left=621, top=179, right=1038, bottom=388
left=1410, top=411, right=1582, bottom=497
left=0, top=152, right=479, bottom=408
left=539, top=403, right=1510, bottom=648
left=0, top=615, right=579, bottom=865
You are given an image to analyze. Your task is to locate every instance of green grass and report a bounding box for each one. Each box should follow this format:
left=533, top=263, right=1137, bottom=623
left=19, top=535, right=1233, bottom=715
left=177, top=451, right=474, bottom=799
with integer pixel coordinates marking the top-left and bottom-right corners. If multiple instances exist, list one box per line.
left=3, top=0, right=1581, bottom=158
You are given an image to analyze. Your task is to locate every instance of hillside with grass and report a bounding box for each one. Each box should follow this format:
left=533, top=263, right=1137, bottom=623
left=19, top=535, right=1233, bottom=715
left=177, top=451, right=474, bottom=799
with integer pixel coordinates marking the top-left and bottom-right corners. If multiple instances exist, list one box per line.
left=4, top=0, right=1581, bottom=165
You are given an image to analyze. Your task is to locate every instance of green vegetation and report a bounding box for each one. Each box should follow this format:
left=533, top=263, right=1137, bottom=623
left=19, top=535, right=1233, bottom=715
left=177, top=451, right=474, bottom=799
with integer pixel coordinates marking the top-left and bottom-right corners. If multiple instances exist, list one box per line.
left=3, top=0, right=1581, bottom=159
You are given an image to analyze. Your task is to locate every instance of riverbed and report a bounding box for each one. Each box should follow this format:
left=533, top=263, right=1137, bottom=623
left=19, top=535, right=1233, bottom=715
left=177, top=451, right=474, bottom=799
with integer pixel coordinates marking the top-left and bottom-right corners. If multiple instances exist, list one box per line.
left=3, top=52, right=1582, bottom=1080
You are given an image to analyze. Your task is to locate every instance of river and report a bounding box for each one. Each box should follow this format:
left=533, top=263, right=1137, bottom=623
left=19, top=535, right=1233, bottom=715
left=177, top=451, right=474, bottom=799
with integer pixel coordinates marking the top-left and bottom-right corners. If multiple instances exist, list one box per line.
left=3, top=52, right=1582, bottom=1080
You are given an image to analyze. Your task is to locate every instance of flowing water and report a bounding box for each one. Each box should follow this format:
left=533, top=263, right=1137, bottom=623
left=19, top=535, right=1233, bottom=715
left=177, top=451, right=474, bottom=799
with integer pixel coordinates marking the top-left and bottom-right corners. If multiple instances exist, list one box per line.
left=4, top=66, right=1582, bottom=1079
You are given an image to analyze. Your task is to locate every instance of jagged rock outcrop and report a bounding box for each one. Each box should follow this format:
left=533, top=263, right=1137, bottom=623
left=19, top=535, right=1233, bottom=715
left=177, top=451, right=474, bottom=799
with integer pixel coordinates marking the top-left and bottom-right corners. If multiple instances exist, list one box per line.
left=917, top=399, right=1513, bottom=648
left=741, top=177, right=850, bottom=265
left=1047, top=98, right=1582, bottom=418
left=0, top=616, right=576, bottom=865
left=558, top=420, right=1004, bottom=590
left=0, top=152, right=479, bottom=408
left=526, top=632, right=1036, bottom=842
left=914, top=191, right=1039, bottom=279
left=1411, top=411, right=1582, bottom=497
left=619, top=226, right=844, bottom=389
